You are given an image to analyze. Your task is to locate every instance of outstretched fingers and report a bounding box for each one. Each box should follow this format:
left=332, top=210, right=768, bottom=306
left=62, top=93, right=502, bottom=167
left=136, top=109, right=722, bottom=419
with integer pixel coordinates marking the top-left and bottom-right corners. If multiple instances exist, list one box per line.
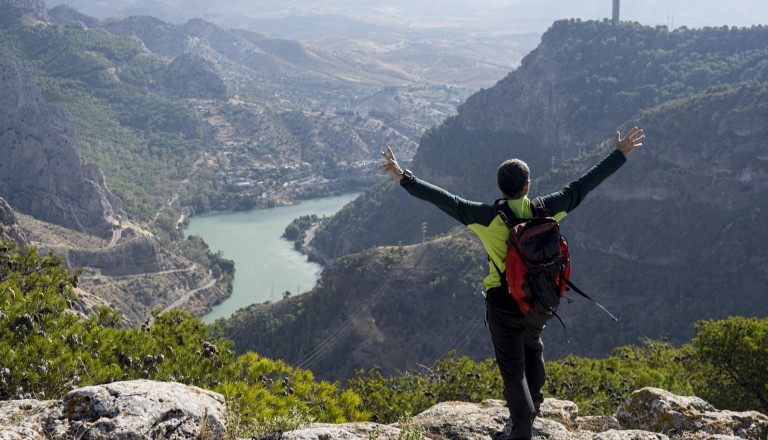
left=378, top=146, right=405, bottom=179
left=379, top=146, right=396, bottom=165
left=626, top=126, right=645, bottom=144
left=616, top=126, right=646, bottom=156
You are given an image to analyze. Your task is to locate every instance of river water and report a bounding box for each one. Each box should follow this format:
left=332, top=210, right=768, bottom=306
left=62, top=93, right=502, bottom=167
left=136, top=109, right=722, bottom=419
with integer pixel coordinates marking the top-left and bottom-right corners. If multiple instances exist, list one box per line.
left=184, top=193, right=359, bottom=323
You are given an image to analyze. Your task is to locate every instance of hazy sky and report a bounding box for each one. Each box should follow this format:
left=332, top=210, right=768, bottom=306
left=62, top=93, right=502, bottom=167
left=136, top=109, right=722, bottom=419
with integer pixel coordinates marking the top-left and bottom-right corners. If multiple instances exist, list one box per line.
left=46, top=0, right=768, bottom=33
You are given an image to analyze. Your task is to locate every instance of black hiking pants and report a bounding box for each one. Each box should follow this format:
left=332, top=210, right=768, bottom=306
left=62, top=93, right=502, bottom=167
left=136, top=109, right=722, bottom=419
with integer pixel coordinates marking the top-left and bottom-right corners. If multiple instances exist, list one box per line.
left=486, top=287, right=545, bottom=439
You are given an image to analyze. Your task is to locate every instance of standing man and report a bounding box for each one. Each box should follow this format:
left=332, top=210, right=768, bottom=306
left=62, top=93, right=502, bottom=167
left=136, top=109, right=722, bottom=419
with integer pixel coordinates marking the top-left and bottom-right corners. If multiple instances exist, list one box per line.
left=379, top=127, right=645, bottom=440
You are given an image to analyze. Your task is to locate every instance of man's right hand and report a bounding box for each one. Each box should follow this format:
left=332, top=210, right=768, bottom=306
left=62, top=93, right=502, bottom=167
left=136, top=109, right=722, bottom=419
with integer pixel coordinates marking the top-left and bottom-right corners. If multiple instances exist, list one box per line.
left=616, top=127, right=645, bottom=156
left=379, top=146, right=404, bottom=181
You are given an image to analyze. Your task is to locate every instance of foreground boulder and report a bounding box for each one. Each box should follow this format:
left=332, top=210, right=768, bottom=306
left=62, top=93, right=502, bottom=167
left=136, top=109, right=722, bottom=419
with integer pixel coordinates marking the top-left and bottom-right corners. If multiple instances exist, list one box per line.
left=0, top=380, right=226, bottom=439
left=0, top=383, right=766, bottom=439
left=616, top=387, right=768, bottom=439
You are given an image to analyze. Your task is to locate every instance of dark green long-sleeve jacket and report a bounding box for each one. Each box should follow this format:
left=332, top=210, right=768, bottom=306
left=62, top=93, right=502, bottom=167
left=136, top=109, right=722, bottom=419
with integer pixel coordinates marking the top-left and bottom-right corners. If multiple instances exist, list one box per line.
left=400, top=150, right=627, bottom=290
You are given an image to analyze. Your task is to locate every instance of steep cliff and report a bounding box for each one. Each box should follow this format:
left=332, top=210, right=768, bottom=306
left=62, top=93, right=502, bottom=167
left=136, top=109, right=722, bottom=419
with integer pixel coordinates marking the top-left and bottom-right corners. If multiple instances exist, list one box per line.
left=0, top=196, right=27, bottom=245
left=0, top=47, right=123, bottom=239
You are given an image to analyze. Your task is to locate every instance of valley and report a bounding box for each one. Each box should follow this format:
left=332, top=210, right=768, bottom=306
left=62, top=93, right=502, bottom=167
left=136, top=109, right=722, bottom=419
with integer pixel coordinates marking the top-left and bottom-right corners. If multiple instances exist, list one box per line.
left=1, top=0, right=767, bottom=387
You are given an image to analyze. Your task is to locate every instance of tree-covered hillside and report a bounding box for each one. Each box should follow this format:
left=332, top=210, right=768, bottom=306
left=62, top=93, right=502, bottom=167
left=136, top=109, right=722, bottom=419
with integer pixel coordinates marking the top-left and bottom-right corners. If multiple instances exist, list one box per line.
left=221, top=228, right=489, bottom=380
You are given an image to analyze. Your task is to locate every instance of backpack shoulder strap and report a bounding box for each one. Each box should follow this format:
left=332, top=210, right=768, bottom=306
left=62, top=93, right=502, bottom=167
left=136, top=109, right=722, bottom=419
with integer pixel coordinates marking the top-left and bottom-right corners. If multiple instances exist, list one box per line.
left=493, top=198, right=517, bottom=230
left=496, top=197, right=550, bottom=224
left=531, top=196, right=551, bottom=218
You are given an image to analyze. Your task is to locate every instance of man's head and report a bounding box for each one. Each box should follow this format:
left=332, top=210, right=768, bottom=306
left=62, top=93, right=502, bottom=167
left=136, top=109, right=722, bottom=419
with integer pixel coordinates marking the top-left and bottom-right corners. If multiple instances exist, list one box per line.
left=497, top=159, right=530, bottom=199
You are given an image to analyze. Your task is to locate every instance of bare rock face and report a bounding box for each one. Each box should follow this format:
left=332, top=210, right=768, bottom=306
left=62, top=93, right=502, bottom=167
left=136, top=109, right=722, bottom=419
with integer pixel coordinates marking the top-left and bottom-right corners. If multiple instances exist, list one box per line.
left=0, top=196, right=27, bottom=245
left=0, top=47, right=123, bottom=239
left=63, top=236, right=164, bottom=277
left=0, top=380, right=227, bottom=440
left=616, top=387, right=768, bottom=439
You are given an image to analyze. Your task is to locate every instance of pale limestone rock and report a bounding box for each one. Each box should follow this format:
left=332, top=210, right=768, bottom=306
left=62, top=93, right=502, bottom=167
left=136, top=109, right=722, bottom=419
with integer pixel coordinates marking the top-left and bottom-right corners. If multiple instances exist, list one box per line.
left=0, top=383, right=765, bottom=440
left=281, top=422, right=402, bottom=440
left=576, top=415, right=622, bottom=433
left=280, top=423, right=401, bottom=440
left=541, top=398, right=580, bottom=430
left=586, top=430, right=668, bottom=440
left=410, top=399, right=507, bottom=439
left=0, top=197, right=27, bottom=246
left=616, top=387, right=768, bottom=439
left=0, top=399, right=58, bottom=440
left=43, top=380, right=227, bottom=439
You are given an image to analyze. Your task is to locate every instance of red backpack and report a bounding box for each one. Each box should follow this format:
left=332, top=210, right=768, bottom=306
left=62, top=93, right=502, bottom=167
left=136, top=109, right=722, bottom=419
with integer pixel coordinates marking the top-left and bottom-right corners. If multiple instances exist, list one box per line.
left=492, top=197, right=616, bottom=329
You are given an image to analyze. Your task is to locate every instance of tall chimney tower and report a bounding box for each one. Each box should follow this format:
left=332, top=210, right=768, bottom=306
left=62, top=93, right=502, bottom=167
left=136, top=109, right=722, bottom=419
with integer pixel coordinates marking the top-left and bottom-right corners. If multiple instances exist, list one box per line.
left=612, top=0, right=620, bottom=25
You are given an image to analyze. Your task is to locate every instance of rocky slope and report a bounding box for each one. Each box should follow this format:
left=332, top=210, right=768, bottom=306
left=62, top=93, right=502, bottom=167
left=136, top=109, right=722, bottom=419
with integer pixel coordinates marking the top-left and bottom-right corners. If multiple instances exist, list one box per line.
left=0, top=47, right=123, bottom=239
left=0, top=196, right=27, bottom=245
left=0, top=382, right=765, bottom=439
left=16, top=212, right=228, bottom=325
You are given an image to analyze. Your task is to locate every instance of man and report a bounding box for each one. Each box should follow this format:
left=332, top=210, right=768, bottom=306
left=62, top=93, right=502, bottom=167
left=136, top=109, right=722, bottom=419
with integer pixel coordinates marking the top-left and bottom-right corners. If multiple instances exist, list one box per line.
left=379, top=127, right=645, bottom=440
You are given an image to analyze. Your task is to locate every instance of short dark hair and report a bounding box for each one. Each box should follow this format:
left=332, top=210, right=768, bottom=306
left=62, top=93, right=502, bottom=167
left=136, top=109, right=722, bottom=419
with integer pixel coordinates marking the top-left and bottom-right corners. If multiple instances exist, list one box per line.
left=497, top=159, right=530, bottom=198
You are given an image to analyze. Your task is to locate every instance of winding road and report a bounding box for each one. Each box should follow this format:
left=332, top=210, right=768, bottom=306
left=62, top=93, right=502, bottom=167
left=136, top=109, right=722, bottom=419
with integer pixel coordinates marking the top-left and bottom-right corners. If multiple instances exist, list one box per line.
left=162, top=272, right=217, bottom=314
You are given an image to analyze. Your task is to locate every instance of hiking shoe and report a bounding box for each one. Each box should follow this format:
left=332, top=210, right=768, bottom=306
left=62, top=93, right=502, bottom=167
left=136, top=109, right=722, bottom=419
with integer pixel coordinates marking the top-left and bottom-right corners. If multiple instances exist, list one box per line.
left=492, top=420, right=516, bottom=440
left=493, top=419, right=533, bottom=440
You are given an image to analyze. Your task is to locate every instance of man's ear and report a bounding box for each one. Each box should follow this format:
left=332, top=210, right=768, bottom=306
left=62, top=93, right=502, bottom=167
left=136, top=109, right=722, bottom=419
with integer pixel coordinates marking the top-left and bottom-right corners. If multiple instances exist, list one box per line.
left=523, top=182, right=530, bottom=195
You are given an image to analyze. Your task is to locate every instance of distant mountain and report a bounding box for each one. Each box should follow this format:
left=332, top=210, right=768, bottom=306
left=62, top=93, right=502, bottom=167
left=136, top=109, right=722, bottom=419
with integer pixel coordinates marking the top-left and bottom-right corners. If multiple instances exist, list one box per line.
left=222, top=21, right=768, bottom=379
left=0, top=2, right=237, bottom=324
left=3, top=1, right=458, bottom=219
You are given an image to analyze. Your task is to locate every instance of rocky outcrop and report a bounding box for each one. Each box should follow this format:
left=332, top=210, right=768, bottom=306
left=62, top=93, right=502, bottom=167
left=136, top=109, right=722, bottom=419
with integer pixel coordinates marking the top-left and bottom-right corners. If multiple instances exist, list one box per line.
left=0, top=380, right=226, bottom=439
left=0, top=47, right=123, bottom=239
left=0, top=384, right=765, bottom=439
left=286, top=388, right=767, bottom=440
left=62, top=236, right=164, bottom=277
left=0, top=196, right=27, bottom=245
left=616, top=388, right=767, bottom=439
